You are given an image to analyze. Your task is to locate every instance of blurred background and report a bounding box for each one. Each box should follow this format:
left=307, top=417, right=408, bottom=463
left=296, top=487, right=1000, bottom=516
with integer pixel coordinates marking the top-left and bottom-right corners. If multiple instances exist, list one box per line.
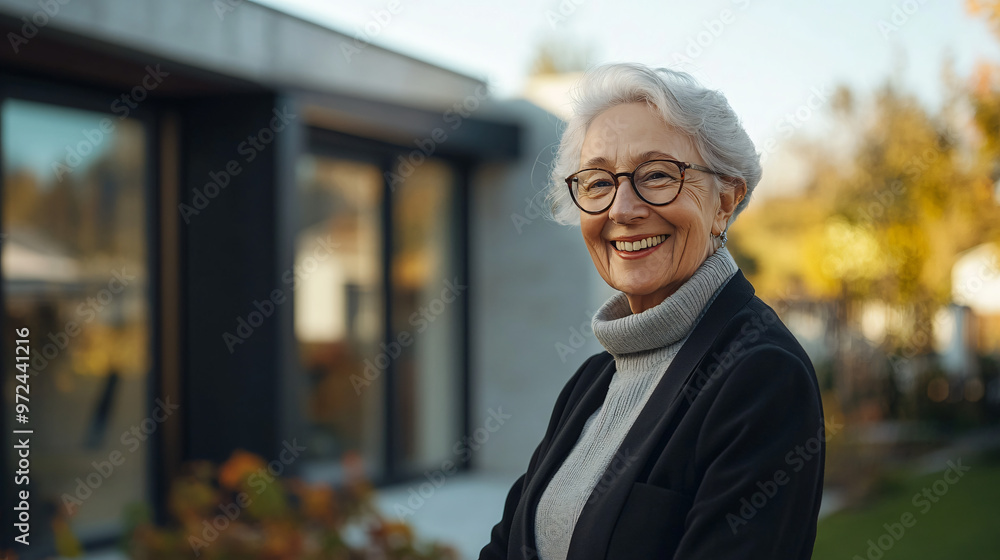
left=0, top=0, right=998, bottom=558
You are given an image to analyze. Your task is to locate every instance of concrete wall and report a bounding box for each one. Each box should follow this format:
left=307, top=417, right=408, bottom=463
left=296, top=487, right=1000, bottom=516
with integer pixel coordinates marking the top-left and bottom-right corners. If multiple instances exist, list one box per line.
left=470, top=99, right=613, bottom=474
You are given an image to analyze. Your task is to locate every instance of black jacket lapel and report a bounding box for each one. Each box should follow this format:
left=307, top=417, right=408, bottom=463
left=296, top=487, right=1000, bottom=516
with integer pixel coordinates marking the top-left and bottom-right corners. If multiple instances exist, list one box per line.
left=565, top=270, right=756, bottom=558
left=512, top=353, right=617, bottom=558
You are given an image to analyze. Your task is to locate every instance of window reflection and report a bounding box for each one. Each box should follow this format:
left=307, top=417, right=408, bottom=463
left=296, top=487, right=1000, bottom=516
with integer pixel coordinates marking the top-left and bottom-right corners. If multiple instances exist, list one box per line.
left=2, top=98, right=149, bottom=543
left=392, top=159, right=461, bottom=474
left=294, top=156, right=384, bottom=480
left=294, top=152, right=463, bottom=482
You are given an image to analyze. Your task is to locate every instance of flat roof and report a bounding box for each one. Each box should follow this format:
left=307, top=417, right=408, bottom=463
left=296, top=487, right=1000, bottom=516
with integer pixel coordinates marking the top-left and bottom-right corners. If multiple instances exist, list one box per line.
left=0, top=0, right=485, bottom=111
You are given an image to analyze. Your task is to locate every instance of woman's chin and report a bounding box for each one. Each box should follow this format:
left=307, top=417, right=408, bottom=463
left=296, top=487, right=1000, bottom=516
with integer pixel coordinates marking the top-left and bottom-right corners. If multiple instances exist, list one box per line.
left=610, top=278, right=667, bottom=299
left=608, top=266, right=672, bottom=294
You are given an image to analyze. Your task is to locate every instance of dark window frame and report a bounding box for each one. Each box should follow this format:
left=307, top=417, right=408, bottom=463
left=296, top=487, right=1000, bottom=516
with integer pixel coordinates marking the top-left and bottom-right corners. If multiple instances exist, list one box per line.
left=295, top=125, right=472, bottom=485
left=0, top=70, right=164, bottom=556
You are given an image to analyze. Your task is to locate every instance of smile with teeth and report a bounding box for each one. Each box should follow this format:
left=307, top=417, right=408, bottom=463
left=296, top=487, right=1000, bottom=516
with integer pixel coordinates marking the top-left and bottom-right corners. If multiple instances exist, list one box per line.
left=612, top=234, right=669, bottom=252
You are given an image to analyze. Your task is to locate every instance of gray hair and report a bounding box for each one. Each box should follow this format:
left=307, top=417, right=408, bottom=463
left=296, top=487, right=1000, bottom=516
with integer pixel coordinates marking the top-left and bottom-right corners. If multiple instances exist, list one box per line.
left=546, top=63, right=762, bottom=227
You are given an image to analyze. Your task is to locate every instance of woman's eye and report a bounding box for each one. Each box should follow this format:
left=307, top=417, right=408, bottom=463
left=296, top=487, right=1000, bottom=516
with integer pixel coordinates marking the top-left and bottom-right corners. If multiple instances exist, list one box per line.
left=639, top=171, right=679, bottom=184
left=582, top=180, right=612, bottom=190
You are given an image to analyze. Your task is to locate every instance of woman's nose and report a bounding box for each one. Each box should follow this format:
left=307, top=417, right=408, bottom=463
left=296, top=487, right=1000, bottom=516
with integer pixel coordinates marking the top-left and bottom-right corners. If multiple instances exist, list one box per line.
left=607, top=176, right=649, bottom=224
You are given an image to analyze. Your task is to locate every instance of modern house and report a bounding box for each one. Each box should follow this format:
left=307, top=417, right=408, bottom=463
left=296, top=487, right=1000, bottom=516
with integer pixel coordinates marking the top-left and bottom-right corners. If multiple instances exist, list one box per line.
left=0, top=0, right=609, bottom=557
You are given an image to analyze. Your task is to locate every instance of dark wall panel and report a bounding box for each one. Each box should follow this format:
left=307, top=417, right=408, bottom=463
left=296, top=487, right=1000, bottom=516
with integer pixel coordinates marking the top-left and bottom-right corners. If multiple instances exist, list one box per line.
left=179, top=94, right=281, bottom=464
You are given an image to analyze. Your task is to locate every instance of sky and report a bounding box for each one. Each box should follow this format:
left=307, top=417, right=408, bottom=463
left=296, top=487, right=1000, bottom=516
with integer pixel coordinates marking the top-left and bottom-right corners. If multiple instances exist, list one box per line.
left=7, top=1, right=998, bottom=195
left=2, top=99, right=118, bottom=185
left=252, top=0, right=1000, bottom=149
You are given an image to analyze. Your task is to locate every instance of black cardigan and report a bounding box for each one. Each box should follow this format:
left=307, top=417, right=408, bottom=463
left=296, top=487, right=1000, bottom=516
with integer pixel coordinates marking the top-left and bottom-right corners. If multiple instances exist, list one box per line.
left=479, top=270, right=825, bottom=559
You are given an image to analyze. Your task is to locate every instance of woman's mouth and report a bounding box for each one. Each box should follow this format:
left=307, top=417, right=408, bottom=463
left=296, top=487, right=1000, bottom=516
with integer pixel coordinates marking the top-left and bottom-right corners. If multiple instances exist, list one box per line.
left=610, top=234, right=669, bottom=258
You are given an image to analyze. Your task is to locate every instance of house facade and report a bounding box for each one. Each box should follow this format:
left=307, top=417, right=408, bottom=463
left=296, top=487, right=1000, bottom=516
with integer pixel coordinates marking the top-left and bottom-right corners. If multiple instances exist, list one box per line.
left=0, top=0, right=609, bottom=556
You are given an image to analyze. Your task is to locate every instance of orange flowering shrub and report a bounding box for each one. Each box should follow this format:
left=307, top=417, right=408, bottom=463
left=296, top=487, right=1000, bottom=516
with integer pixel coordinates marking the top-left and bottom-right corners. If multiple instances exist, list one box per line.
left=122, top=450, right=458, bottom=560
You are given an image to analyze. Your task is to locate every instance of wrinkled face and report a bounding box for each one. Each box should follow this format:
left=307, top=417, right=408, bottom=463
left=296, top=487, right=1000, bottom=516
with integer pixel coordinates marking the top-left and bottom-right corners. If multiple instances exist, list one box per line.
left=578, top=102, right=730, bottom=313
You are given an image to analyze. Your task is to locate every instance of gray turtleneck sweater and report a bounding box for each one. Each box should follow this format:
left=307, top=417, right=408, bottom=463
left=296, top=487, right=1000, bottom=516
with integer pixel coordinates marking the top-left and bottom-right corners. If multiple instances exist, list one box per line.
left=533, top=247, right=739, bottom=559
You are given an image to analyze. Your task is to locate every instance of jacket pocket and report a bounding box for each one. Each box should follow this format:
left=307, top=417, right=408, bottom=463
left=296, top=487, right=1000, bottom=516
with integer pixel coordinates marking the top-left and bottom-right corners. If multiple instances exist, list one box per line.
left=606, top=482, right=692, bottom=559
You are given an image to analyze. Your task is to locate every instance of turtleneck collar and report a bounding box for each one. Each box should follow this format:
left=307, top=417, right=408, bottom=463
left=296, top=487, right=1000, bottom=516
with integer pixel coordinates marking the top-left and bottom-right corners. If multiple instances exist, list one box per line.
left=592, top=247, right=739, bottom=358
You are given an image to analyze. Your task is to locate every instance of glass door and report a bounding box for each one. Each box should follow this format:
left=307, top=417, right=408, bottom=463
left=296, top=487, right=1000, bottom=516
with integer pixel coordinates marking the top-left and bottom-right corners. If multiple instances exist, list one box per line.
left=294, top=155, right=386, bottom=480
left=1, top=97, right=151, bottom=545
left=293, top=145, right=465, bottom=483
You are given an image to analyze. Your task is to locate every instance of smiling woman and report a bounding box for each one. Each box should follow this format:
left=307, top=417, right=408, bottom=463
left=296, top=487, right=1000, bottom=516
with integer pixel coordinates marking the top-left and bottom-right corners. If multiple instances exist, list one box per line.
left=480, top=63, right=825, bottom=560
left=575, top=102, right=744, bottom=313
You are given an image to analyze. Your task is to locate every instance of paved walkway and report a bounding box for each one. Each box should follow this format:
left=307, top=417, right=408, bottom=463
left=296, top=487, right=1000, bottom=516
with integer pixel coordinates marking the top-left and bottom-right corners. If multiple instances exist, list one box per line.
left=912, top=427, right=1000, bottom=475
left=374, top=471, right=515, bottom=559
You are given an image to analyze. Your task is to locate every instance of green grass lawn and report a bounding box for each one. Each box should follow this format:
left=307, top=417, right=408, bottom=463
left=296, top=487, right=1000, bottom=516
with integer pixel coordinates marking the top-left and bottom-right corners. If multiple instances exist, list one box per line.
left=812, top=457, right=1000, bottom=559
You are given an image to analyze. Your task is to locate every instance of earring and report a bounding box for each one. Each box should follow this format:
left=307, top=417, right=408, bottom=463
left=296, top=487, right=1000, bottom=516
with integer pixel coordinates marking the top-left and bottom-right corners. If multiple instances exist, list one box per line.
left=712, top=230, right=728, bottom=249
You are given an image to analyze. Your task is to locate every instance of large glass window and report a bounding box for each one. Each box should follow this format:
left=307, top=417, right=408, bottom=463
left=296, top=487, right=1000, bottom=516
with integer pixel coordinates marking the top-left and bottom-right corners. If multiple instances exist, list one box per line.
left=294, top=150, right=463, bottom=481
left=295, top=156, right=385, bottom=480
left=2, top=98, right=150, bottom=543
left=392, top=159, right=461, bottom=474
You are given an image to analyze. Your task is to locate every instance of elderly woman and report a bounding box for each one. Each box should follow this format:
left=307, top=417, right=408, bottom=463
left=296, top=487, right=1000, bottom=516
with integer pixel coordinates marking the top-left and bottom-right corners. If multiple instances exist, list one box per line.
left=479, top=63, right=825, bottom=559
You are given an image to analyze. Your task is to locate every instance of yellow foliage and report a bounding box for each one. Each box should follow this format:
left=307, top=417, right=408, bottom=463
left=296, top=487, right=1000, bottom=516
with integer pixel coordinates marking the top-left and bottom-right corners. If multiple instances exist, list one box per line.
left=819, top=218, right=886, bottom=282
left=738, top=69, right=1000, bottom=341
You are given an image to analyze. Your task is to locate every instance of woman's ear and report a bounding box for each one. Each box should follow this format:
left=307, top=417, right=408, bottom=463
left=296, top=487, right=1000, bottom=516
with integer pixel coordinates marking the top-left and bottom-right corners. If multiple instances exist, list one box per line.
left=713, top=176, right=747, bottom=235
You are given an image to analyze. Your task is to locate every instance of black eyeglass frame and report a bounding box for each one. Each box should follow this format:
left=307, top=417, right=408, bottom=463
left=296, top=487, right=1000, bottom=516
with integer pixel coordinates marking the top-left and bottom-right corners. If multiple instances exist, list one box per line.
left=564, top=159, right=721, bottom=214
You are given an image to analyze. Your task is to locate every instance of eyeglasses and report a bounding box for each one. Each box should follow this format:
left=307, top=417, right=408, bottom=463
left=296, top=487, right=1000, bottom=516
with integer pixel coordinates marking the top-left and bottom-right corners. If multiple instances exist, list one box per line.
left=565, top=159, right=720, bottom=214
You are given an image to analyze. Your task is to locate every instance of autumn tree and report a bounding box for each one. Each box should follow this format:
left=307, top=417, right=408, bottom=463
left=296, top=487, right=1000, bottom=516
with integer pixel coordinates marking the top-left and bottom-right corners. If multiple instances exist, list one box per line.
left=967, top=0, right=1000, bottom=194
